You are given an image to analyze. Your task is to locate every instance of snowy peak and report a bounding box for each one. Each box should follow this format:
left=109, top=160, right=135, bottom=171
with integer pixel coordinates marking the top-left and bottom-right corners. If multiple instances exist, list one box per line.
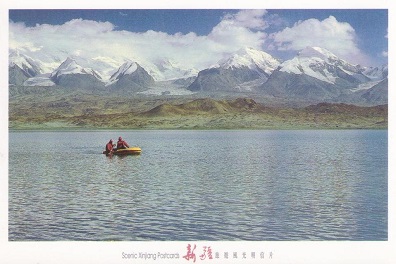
left=47, top=57, right=105, bottom=89
left=188, top=47, right=281, bottom=92
left=279, top=46, right=366, bottom=84
left=219, top=47, right=280, bottom=75
left=150, top=58, right=199, bottom=80
left=118, top=61, right=139, bottom=76
left=297, top=46, right=338, bottom=61
left=54, top=57, right=78, bottom=76
left=50, top=57, right=102, bottom=80
left=9, top=49, right=43, bottom=77
left=107, top=60, right=155, bottom=90
left=107, top=60, right=139, bottom=85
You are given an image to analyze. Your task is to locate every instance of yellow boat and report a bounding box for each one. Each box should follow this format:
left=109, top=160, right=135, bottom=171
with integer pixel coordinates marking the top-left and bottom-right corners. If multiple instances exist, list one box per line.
left=103, top=147, right=142, bottom=156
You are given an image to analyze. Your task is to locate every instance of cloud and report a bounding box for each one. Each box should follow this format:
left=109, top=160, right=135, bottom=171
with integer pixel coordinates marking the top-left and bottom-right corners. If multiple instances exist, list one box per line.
left=10, top=11, right=379, bottom=79
left=221, top=9, right=268, bottom=30
left=269, top=16, right=371, bottom=65
left=9, top=10, right=270, bottom=79
left=381, top=29, right=388, bottom=59
left=207, top=9, right=268, bottom=53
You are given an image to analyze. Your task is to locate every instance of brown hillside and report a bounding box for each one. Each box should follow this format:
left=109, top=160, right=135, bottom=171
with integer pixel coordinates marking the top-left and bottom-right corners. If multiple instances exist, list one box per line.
left=179, top=98, right=231, bottom=114
left=142, top=98, right=271, bottom=116
left=143, top=103, right=187, bottom=116
left=143, top=98, right=230, bottom=116
left=305, top=102, right=387, bottom=116
left=228, top=98, right=269, bottom=112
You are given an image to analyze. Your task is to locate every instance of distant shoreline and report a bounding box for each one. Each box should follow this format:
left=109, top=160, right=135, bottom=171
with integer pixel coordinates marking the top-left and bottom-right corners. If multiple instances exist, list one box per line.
left=9, top=94, right=387, bottom=131
left=9, top=121, right=388, bottom=131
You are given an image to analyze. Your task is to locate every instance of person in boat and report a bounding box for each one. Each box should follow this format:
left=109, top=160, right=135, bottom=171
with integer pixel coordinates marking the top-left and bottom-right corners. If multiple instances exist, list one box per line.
left=105, top=139, right=114, bottom=154
left=117, top=137, right=130, bottom=149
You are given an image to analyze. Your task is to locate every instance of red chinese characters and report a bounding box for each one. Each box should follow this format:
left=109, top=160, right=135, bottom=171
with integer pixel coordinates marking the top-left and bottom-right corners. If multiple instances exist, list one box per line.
left=183, top=244, right=197, bottom=262
left=199, top=246, right=213, bottom=260
left=183, top=244, right=213, bottom=262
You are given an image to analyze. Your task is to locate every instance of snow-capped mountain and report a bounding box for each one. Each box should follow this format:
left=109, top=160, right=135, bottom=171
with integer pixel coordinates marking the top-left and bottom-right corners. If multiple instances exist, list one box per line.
left=8, top=48, right=198, bottom=83
left=9, top=49, right=43, bottom=77
left=107, top=61, right=139, bottom=85
left=147, top=58, right=199, bottom=81
left=9, top=50, right=44, bottom=85
left=188, top=47, right=280, bottom=92
left=260, top=46, right=372, bottom=100
left=363, top=65, right=388, bottom=81
left=218, top=47, right=280, bottom=76
left=50, top=57, right=105, bottom=89
left=107, top=60, right=155, bottom=92
left=50, top=57, right=102, bottom=81
left=8, top=46, right=387, bottom=105
left=278, top=46, right=368, bottom=85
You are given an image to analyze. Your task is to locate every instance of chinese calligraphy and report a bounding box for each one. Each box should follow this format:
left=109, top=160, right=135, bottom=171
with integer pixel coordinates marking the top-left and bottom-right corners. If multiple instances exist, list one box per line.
left=199, top=246, right=213, bottom=260
left=183, top=244, right=273, bottom=262
left=183, top=244, right=196, bottom=262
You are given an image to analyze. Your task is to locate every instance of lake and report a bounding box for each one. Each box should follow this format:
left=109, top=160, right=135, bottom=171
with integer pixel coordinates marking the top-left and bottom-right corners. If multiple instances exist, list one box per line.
left=8, top=130, right=387, bottom=241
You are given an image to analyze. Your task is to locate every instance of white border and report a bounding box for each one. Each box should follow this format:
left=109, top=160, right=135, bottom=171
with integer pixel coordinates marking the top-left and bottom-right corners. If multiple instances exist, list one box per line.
left=1, top=1, right=394, bottom=263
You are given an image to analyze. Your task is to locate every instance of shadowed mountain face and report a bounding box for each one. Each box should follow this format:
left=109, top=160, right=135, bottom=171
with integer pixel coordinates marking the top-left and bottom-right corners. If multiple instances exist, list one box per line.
left=9, top=64, right=31, bottom=86
left=360, top=78, right=388, bottom=104
left=188, top=67, right=264, bottom=92
left=107, top=61, right=155, bottom=92
left=188, top=47, right=280, bottom=92
left=259, top=70, right=338, bottom=99
left=53, top=74, right=105, bottom=90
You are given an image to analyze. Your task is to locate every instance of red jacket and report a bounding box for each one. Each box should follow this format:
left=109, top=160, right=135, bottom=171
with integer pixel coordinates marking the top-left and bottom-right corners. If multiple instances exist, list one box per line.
left=117, top=140, right=129, bottom=149
left=106, top=142, right=114, bottom=153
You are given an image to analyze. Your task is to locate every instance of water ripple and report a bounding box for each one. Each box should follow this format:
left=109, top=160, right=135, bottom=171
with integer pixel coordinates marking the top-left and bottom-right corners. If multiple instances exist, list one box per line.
left=9, top=130, right=387, bottom=241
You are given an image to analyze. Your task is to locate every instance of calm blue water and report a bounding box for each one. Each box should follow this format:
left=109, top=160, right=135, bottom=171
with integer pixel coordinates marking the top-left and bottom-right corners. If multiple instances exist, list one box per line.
left=8, top=130, right=387, bottom=241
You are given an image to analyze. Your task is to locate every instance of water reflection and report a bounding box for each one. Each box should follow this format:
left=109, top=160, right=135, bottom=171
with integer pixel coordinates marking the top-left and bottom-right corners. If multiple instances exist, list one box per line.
left=9, top=130, right=387, bottom=241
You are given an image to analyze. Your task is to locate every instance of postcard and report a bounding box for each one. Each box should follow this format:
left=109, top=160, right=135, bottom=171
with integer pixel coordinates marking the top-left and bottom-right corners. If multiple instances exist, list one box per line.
left=1, top=0, right=394, bottom=263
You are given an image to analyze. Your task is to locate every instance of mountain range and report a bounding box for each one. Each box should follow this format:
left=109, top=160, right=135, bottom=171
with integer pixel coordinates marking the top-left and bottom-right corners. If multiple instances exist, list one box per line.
left=188, top=47, right=280, bottom=92
left=9, top=46, right=388, bottom=105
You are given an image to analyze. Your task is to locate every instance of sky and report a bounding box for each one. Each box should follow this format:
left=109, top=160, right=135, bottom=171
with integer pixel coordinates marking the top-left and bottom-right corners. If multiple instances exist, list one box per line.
left=8, top=9, right=388, bottom=75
